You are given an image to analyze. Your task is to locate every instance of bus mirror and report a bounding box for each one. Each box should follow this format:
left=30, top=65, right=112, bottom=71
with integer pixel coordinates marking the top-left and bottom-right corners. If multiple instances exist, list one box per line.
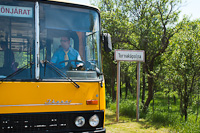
left=103, top=33, right=112, bottom=52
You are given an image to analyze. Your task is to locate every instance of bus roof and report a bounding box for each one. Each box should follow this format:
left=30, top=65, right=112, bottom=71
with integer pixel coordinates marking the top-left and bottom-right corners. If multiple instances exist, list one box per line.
left=48, top=0, right=100, bottom=11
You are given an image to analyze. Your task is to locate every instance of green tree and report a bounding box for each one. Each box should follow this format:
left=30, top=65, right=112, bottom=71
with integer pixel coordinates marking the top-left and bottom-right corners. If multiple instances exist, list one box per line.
left=94, top=0, right=182, bottom=111
left=164, top=19, right=200, bottom=121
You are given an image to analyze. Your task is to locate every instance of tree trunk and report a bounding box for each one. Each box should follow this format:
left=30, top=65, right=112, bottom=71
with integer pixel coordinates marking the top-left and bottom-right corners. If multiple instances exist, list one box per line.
left=153, top=92, right=155, bottom=114
left=184, top=78, right=188, bottom=121
left=168, top=90, right=170, bottom=111
left=143, top=76, right=154, bottom=112
left=111, top=61, right=116, bottom=102
left=125, top=75, right=129, bottom=99
left=125, top=74, right=132, bottom=98
left=180, top=89, right=183, bottom=119
left=125, top=80, right=128, bottom=99
left=184, top=103, right=188, bottom=121
left=173, top=86, right=176, bottom=104
left=196, top=87, right=199, bottom=122
left=105, top=78, right=111, bottom=97
left=142, top=63, right=145, bottom=104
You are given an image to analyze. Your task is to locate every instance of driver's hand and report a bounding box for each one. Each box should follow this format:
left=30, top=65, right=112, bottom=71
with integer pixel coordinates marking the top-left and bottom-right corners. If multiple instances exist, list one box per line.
left=77, top=64, right=83, bottom=67
left=77, top=64, right=84, bottom=70
left=40, top=60, right=45, bottom=67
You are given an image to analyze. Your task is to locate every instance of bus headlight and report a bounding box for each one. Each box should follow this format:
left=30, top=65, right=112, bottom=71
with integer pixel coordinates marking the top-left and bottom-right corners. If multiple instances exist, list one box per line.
left=89, top=114, right=99, bottom=127
left=75, top=116, right=85, bottom=127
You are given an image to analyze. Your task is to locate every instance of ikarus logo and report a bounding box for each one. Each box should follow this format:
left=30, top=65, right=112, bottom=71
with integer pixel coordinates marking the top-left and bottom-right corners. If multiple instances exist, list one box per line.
left=45, top=99, right=72, bottom=104
left=45, top=99, right=82, bottom=105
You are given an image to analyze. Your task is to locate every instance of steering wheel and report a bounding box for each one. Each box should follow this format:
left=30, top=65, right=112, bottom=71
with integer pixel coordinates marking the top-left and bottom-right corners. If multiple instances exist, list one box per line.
left=59, top=60, right=85, bottom=70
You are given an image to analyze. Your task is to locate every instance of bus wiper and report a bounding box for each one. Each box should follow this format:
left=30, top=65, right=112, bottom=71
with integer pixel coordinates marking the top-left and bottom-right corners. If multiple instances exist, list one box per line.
left=0, top=62, right=34, bottom=83
left=43, top=60, right=80, bottom=88
left=86, top=31, right=97, bottom=37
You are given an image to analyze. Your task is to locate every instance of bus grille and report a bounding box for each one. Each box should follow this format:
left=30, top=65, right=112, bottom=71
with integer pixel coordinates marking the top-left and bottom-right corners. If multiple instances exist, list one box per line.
left=0, top=111, right=104, bottom=133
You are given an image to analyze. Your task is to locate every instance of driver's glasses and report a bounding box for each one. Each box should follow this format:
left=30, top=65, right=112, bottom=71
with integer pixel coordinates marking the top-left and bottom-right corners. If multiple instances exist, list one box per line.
left=61, top=39, right=70, bottom=43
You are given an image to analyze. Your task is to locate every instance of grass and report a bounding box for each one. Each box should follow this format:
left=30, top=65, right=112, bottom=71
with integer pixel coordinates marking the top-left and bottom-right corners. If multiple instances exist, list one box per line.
left=105, top=93, right=200, bottom=133
left=105, top=109, right=171, bottom=133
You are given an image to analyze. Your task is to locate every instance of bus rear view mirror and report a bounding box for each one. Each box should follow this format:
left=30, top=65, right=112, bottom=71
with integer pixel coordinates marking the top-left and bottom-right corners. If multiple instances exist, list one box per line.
left=103, top=33, right=112, bottom=52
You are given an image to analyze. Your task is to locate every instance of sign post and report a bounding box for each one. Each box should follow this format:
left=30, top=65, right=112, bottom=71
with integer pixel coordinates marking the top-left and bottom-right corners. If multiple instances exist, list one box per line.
left=114, top=50, right=145, bottom=122
left=136, top=62, right=140, bottom=122
left=116, top=61, right=120, bottom=122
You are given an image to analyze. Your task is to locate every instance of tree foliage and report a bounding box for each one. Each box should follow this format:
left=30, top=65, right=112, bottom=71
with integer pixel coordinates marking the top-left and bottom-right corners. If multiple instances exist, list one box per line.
left=163, top=19, right=200, bottom=121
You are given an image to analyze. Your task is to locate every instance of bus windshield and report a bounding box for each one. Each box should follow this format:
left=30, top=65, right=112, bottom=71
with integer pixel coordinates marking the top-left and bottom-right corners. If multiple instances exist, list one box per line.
left=39, top=3, right=101, bottom=80
left=0, top=0, right=102, bottom=81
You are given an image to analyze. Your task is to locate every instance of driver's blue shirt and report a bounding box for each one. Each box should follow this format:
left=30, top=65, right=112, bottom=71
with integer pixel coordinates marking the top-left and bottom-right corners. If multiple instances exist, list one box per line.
left=51, top=47, right=82, bottom=68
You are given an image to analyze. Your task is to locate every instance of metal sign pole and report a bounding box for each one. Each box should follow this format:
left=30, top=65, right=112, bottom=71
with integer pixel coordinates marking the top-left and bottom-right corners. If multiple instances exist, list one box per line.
left=116, top=61, right=120, bottom=122
left=136, top=62, right=141, bottom=122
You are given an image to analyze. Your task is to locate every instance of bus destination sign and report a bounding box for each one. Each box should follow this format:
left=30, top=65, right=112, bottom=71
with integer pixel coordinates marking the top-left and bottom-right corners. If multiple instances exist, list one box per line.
left=115, top=50, right=145, bottom=62
left=0, top=5, right=32, bottom=18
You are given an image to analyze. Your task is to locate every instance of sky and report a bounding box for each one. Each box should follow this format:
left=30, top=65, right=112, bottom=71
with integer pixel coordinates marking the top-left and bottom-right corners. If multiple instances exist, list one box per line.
left=180, top=0, right=200, bottom=20
left=73, top=0, right=90, bottom=4
left=73, top=0, right=200, bottom=20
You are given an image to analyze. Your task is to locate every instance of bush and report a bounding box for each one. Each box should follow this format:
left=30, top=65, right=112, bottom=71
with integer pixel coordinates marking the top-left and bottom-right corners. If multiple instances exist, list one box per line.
left=108, top=99, right=139, bottom=118
left=119, top=100, right=137, bottom=118
left=171, top=116, right=200, bottom=133
left=106, top=94, right=112, bottom=108
left=146, top=111, right=179, bottom=126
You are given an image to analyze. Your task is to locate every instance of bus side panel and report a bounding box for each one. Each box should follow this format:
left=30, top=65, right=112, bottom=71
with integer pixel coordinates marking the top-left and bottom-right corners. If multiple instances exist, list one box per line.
left=99, top=82, right=106, bottom=127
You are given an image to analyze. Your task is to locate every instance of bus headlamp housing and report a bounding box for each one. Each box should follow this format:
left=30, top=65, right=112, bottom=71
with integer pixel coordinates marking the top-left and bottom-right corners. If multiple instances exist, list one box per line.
left=89, top=114, right=99, bottom=127
left=75, top=116, right=85, bottom=127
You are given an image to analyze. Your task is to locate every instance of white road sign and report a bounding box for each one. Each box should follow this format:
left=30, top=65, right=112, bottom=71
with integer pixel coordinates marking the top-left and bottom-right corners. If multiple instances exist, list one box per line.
left=115, top=50, right=145, bottom=62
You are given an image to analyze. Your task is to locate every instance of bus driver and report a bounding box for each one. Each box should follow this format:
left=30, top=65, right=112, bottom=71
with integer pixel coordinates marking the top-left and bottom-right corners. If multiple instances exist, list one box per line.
left=50, top=34, right=82, bottom=69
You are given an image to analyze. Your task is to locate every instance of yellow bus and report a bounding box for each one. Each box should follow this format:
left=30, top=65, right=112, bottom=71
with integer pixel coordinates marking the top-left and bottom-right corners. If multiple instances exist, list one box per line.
left=0, top=0, right=111, bottom=132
